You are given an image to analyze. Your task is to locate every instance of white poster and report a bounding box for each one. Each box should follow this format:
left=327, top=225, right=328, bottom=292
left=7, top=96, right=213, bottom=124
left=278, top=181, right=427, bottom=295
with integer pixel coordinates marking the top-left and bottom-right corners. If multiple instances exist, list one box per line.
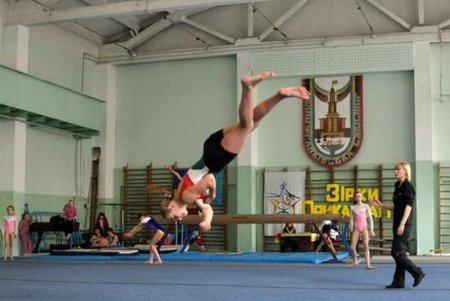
left=264, top=171, right=306, bottom=236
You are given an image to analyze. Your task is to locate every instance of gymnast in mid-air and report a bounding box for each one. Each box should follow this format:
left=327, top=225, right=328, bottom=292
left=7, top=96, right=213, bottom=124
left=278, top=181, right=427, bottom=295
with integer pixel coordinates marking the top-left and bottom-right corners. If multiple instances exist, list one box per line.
left=157, top=72, right=311, bottom=232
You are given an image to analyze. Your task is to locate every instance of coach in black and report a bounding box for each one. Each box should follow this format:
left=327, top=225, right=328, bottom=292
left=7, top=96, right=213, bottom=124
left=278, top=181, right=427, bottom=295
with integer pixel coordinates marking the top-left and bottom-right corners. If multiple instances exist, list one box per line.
left=371, top=161, right=425, bottom=288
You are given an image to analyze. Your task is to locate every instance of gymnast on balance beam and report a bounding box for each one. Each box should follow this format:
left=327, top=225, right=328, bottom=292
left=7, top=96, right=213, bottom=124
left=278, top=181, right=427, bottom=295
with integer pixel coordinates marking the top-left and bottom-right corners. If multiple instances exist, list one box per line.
left=156, top=72, right=310, bottom=232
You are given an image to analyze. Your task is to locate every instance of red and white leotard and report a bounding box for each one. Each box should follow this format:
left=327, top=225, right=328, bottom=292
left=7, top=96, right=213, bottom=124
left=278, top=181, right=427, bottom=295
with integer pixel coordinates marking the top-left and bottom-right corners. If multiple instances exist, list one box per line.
left=179, top=167, right=210, bottom=203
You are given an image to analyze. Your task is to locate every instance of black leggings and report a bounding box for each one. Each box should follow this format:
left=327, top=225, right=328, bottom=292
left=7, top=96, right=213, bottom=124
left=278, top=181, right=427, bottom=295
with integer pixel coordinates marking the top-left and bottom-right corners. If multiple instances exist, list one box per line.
left=390, top=225, right=421, bottom=285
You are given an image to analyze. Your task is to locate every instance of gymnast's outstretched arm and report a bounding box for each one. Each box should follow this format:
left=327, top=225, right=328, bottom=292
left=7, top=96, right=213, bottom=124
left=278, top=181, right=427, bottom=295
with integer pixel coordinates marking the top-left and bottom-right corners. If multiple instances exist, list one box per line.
left=195, top=199, right=213, bottom=232
left=165, top=165, right=182, bottom=181
left=124, top=222, right=144, bottom=239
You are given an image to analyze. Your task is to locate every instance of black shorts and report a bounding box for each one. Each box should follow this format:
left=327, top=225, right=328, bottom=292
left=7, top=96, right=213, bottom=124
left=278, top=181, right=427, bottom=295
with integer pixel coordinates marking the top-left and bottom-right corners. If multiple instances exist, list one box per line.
left=321, top=224, right=331, bottom=235
left=202, top=129, right=237, bottom=174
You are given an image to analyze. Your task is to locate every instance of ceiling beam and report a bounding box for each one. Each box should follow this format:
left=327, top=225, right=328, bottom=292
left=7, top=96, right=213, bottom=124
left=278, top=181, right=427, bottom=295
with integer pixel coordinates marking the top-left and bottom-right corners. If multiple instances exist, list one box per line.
left=180, top=17, right=236, bottom=44
left=258, top=0, right=309, bottom=41
left=98, top=28, right=450, bottom=66
left=115, top=9, right=206, bottom=51
left=365, top=0, right=411, bottom=30
left=7, top=0, right=275, bottom=26
left=36, top=0, right=62, bottom=6
left=247, top=3, right=254, bottom=37
left=57, top=22, right=105, bottom=45
left=115, top=17, right=172, bottom=52
left=417, top=0, right=425, bottom=25
left=81, top=0, right=141, bottom=34
left=439, top=18, right=450, bottom=30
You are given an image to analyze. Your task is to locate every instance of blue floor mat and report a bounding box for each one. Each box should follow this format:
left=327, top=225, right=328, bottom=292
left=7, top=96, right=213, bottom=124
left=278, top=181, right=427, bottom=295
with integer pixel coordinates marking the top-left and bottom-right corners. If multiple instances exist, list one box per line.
left=27, top=251, right=349, bottom=263
left=161, top=251, right=349, bottom=263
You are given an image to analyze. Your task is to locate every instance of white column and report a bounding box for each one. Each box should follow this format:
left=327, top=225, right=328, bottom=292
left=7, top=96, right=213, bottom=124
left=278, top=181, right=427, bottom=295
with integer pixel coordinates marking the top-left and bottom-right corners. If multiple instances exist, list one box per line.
left=1, top=25, right=30, bottom=256
left=96, top=64, right=117, bottom=201
left=236, top=52, right=257, bottom=168
left=235, top=52, right=257, bottom=251
left=92, top=63, right=117, bottom=229
left=413, top=41, right=434, bottom=255
left=2, top=25, right=29, bottom=71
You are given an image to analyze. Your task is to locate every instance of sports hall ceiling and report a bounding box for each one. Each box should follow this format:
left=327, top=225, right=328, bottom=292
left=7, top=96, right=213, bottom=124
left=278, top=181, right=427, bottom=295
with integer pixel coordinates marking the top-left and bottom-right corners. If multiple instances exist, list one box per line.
left=3, top=0, right=450, bottom=64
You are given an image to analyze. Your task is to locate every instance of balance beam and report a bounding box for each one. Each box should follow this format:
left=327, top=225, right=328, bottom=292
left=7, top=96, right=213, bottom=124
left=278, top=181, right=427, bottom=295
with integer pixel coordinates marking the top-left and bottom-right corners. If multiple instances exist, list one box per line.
left=155, top=214, right=347, bottom=225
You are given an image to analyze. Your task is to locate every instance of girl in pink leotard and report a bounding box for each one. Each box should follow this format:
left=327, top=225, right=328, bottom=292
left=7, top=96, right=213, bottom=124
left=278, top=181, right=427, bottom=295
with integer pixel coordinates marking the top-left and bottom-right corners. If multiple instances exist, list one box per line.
left=2, top=205, right=17, bottom=261
left=349, top=191, right=375, bottom=269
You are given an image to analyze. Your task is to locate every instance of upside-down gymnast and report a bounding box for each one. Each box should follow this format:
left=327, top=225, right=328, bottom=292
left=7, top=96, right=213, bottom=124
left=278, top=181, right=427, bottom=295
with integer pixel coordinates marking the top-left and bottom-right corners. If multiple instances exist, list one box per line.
left=158, top=72, right=311, bottom=232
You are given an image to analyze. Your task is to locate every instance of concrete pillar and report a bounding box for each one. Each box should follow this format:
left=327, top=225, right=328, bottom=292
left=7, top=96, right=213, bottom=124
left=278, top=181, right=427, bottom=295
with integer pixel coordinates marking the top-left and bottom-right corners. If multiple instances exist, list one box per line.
left=93, top=64, right=117, bottom=227
left=234, top=52, right=257, bottom=251
left=413, top=41, right=435, bottom=255
left=1, top=25, right=29, bottom=256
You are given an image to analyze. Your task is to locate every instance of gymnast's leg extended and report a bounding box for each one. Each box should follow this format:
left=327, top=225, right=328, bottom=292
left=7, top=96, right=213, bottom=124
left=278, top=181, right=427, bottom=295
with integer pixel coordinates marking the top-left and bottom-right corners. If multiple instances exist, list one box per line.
left=220, top=72, right=311, bottom=155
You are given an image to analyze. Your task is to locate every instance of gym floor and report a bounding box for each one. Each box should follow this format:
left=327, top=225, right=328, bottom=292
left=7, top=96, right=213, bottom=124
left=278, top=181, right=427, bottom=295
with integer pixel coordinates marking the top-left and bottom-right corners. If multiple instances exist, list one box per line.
left=0, top=255, right=448, bottom=301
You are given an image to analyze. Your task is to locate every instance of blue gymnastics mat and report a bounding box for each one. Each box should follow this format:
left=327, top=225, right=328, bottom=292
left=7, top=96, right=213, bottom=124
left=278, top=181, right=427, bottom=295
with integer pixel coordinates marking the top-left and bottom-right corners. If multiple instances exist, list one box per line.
left=159, top=251, right=350, bottom=263
left=27, top=251, right=349, bottom=264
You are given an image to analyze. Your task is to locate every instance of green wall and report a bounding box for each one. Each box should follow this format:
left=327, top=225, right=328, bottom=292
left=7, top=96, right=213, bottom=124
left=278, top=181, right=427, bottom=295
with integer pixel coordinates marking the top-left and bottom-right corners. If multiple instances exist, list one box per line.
left=115, top=56, right=237, bottom=168
left=25, top=127, right=93, bottom=229
left=431, top=43, right=450, bottom=161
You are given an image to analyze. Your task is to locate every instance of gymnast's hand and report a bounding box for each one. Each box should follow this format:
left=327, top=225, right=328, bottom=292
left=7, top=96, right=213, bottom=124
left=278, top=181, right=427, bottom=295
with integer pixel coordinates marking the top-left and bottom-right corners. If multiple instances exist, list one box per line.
left=123, top=232, right=132, bottom=239
left=369, top=199, right=382, bottom=207
left=199, top=221, right=211, bottom=232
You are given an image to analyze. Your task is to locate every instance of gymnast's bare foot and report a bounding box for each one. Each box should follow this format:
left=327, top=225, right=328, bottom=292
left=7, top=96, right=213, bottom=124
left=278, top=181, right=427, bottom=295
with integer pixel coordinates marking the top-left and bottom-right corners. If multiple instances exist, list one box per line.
left=348, top=262, right=358, bottom=268
left=278, top=86, right=310, bottom=101
left=241, top=72, right=275, bottom=88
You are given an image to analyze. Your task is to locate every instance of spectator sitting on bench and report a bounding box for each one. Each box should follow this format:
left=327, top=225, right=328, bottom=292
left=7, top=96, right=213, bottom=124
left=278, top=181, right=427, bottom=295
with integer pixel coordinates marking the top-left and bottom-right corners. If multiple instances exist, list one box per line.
left=106, top=228, right=119, bottom=247
left=95, top=212, right=110, bottom=236
left=90, top=228, right=108, bottom=248
left=282, top=223, right=296, bottom=234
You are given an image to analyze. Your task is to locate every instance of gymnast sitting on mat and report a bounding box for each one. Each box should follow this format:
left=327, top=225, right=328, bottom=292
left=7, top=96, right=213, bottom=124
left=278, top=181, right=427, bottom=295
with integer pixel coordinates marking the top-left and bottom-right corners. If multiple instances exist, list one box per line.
left=158, top=72, right=311, bottom=232
left=123, top=213, right=167, bottom=265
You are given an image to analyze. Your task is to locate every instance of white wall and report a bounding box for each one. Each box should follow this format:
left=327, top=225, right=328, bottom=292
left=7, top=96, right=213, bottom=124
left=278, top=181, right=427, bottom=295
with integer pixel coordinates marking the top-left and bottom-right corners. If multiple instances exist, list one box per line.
left=28, top=25, right=98, bottom=95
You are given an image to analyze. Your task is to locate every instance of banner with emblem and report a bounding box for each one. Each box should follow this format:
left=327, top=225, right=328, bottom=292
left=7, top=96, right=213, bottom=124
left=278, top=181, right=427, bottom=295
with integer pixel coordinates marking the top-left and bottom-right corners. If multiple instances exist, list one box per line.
left=264, top=172, right=305, bottom=235
left=302, top=75, right=363, bottom=168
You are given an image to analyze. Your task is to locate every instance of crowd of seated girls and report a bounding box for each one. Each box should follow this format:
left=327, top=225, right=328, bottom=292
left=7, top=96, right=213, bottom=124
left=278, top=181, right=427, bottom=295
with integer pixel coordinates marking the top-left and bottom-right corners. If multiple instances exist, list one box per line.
left=80, top=212, right=120, bottom=248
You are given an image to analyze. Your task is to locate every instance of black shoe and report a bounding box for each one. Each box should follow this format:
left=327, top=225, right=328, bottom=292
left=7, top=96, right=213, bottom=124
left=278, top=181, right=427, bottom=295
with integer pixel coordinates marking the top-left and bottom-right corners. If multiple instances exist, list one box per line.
left=385, top=284, right=405, bottom=289
left=413, top=271, right=425, bottom=287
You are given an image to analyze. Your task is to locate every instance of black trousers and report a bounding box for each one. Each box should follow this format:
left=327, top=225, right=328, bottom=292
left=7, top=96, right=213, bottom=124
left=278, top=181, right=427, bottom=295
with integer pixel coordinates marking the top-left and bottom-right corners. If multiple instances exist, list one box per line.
left=390, top=224, right=421, bottom=286
left=63, top=219, right=75, bottom=236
